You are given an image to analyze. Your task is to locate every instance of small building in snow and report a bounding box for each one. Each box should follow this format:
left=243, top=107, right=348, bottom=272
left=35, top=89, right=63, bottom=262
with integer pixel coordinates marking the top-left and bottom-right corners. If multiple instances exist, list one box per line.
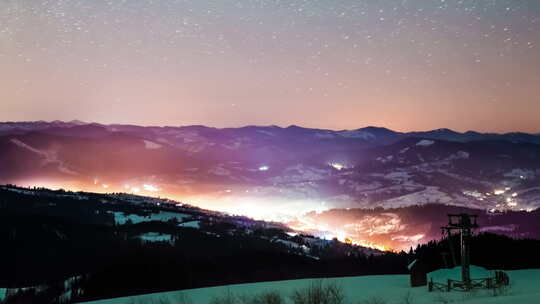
left=408, top=259, right=428, bottom=287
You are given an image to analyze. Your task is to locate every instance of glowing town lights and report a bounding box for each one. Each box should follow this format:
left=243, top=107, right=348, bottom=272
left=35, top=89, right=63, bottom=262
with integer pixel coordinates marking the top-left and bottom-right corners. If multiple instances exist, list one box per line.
left=506, top=197, right=518, bottom=207
left=493, top=189, right=505, bottom=195
left=258, top=165, right=270, bottom=171
left=462, top=190, right=485, bottom=199
left=512, top=192, right=518, bottom=197
left=189, top=195, right=333, bottom=223
left=143, top=184, right=159, bottom=192
left=329, top=162, right=345, bottom=170
left=314, top=202, right=329, bottom=214
left=336, top=230, right=347, bottom=242
left=348, top=238, right=388, bottom=251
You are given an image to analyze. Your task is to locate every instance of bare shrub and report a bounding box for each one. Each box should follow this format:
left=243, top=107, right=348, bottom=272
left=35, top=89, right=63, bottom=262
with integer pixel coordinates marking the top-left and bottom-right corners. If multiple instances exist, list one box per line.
left=460, top=287, right=481, bottom=301
left=399, top=291, right=414, bottom=304
left=125, top=289, right=282, bottom=304
left=433, top=294, right=451, bottom=304
left=173, top=293, right=194, bottom=304
left=493, top=282, right=512, bottom=297
left=126, top=298, right=139, bottom=304
left=325, top=283, right=345, bottom=304
left=125, top=293, right=192, bottom=304
left=255, top=291, right=284, bottom=304
left=209, top=290, right=237, bottom=304
left=240, top=291, right=284, bottom=304
left=358, top=296, right=387, bottom=304
left=151, top=297, right=172, bottom=304
left=290, top=280, right=346, bottom=304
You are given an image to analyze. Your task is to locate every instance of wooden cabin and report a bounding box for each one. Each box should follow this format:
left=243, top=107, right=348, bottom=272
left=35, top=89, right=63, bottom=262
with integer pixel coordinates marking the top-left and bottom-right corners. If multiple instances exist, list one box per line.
left=408, top=259, right=428, bottom=287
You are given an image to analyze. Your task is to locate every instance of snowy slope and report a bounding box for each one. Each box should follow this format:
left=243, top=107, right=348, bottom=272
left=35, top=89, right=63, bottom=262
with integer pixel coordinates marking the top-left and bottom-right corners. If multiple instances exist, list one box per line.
left=80, top=269, right=540, bottom=304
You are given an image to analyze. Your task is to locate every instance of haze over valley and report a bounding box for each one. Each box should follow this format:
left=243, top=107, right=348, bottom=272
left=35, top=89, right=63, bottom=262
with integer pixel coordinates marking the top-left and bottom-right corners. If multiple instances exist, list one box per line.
left=3, top=120, right=540, bottom=250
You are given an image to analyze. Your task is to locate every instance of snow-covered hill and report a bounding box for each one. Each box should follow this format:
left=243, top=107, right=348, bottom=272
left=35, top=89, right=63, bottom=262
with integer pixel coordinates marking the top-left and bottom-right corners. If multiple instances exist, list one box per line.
left=80, top=269, right=540, bottom=304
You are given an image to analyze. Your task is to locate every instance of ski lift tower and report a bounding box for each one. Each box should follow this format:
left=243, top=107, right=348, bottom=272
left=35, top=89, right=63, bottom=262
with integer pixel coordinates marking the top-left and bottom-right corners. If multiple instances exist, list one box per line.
left=441, top=213, right=478, bottom=290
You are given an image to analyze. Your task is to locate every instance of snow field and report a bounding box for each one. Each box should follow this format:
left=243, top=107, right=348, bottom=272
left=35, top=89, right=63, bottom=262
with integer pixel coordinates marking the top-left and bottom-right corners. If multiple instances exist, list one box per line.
left=81, top=269, right=540, bottom=304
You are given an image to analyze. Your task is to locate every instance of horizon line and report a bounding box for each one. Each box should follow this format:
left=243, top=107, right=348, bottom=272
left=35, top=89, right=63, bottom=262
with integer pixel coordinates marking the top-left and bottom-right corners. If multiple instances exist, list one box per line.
left=1, top=119, right=539, bottom=135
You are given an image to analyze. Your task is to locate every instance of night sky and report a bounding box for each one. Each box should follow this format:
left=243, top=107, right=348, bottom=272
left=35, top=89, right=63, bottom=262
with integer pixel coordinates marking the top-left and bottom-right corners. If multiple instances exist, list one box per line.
left=1, top=0, right=539, bottom=132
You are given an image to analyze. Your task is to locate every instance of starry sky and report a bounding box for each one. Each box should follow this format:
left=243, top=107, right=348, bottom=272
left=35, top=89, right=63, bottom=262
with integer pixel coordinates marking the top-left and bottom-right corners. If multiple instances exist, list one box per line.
left=1, top=0, right=539, bottom=133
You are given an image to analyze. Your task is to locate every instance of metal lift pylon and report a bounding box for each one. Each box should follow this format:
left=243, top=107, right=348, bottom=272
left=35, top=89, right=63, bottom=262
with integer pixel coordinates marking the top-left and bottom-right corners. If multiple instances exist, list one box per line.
left=441, top=213, right=478, bottom=290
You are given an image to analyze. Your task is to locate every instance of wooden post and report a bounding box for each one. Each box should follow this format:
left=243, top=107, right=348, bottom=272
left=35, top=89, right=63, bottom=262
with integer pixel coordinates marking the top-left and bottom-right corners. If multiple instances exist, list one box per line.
left=447, top=231, right=457, bottom=268
left=460, top=216, right=472, bottom=289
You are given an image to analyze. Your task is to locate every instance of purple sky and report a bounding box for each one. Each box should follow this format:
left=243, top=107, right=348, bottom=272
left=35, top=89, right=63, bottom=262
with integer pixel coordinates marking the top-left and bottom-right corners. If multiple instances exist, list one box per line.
left=1, top=0, right=539, bottom=132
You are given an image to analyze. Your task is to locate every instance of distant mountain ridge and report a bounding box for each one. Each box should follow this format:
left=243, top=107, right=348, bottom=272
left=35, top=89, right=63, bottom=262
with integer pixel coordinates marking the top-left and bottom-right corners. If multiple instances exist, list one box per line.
left=1, top=120, right=539, bottom=220
left=1, top=120, right=539, bottom=144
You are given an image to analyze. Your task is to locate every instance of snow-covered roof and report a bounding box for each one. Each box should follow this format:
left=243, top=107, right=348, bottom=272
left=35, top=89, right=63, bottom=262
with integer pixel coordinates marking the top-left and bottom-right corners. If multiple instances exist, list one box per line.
left=407, top=259, right=418, bottom=270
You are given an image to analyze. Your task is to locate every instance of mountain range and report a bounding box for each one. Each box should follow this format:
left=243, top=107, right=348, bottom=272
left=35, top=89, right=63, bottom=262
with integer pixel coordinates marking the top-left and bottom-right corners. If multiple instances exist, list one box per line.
left=1, top=120, right=540, bottom=244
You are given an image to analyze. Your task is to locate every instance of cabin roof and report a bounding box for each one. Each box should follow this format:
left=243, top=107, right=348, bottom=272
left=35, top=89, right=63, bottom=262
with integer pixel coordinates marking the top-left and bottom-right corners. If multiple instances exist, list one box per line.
left=407, top=259, right=418, bottom=270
